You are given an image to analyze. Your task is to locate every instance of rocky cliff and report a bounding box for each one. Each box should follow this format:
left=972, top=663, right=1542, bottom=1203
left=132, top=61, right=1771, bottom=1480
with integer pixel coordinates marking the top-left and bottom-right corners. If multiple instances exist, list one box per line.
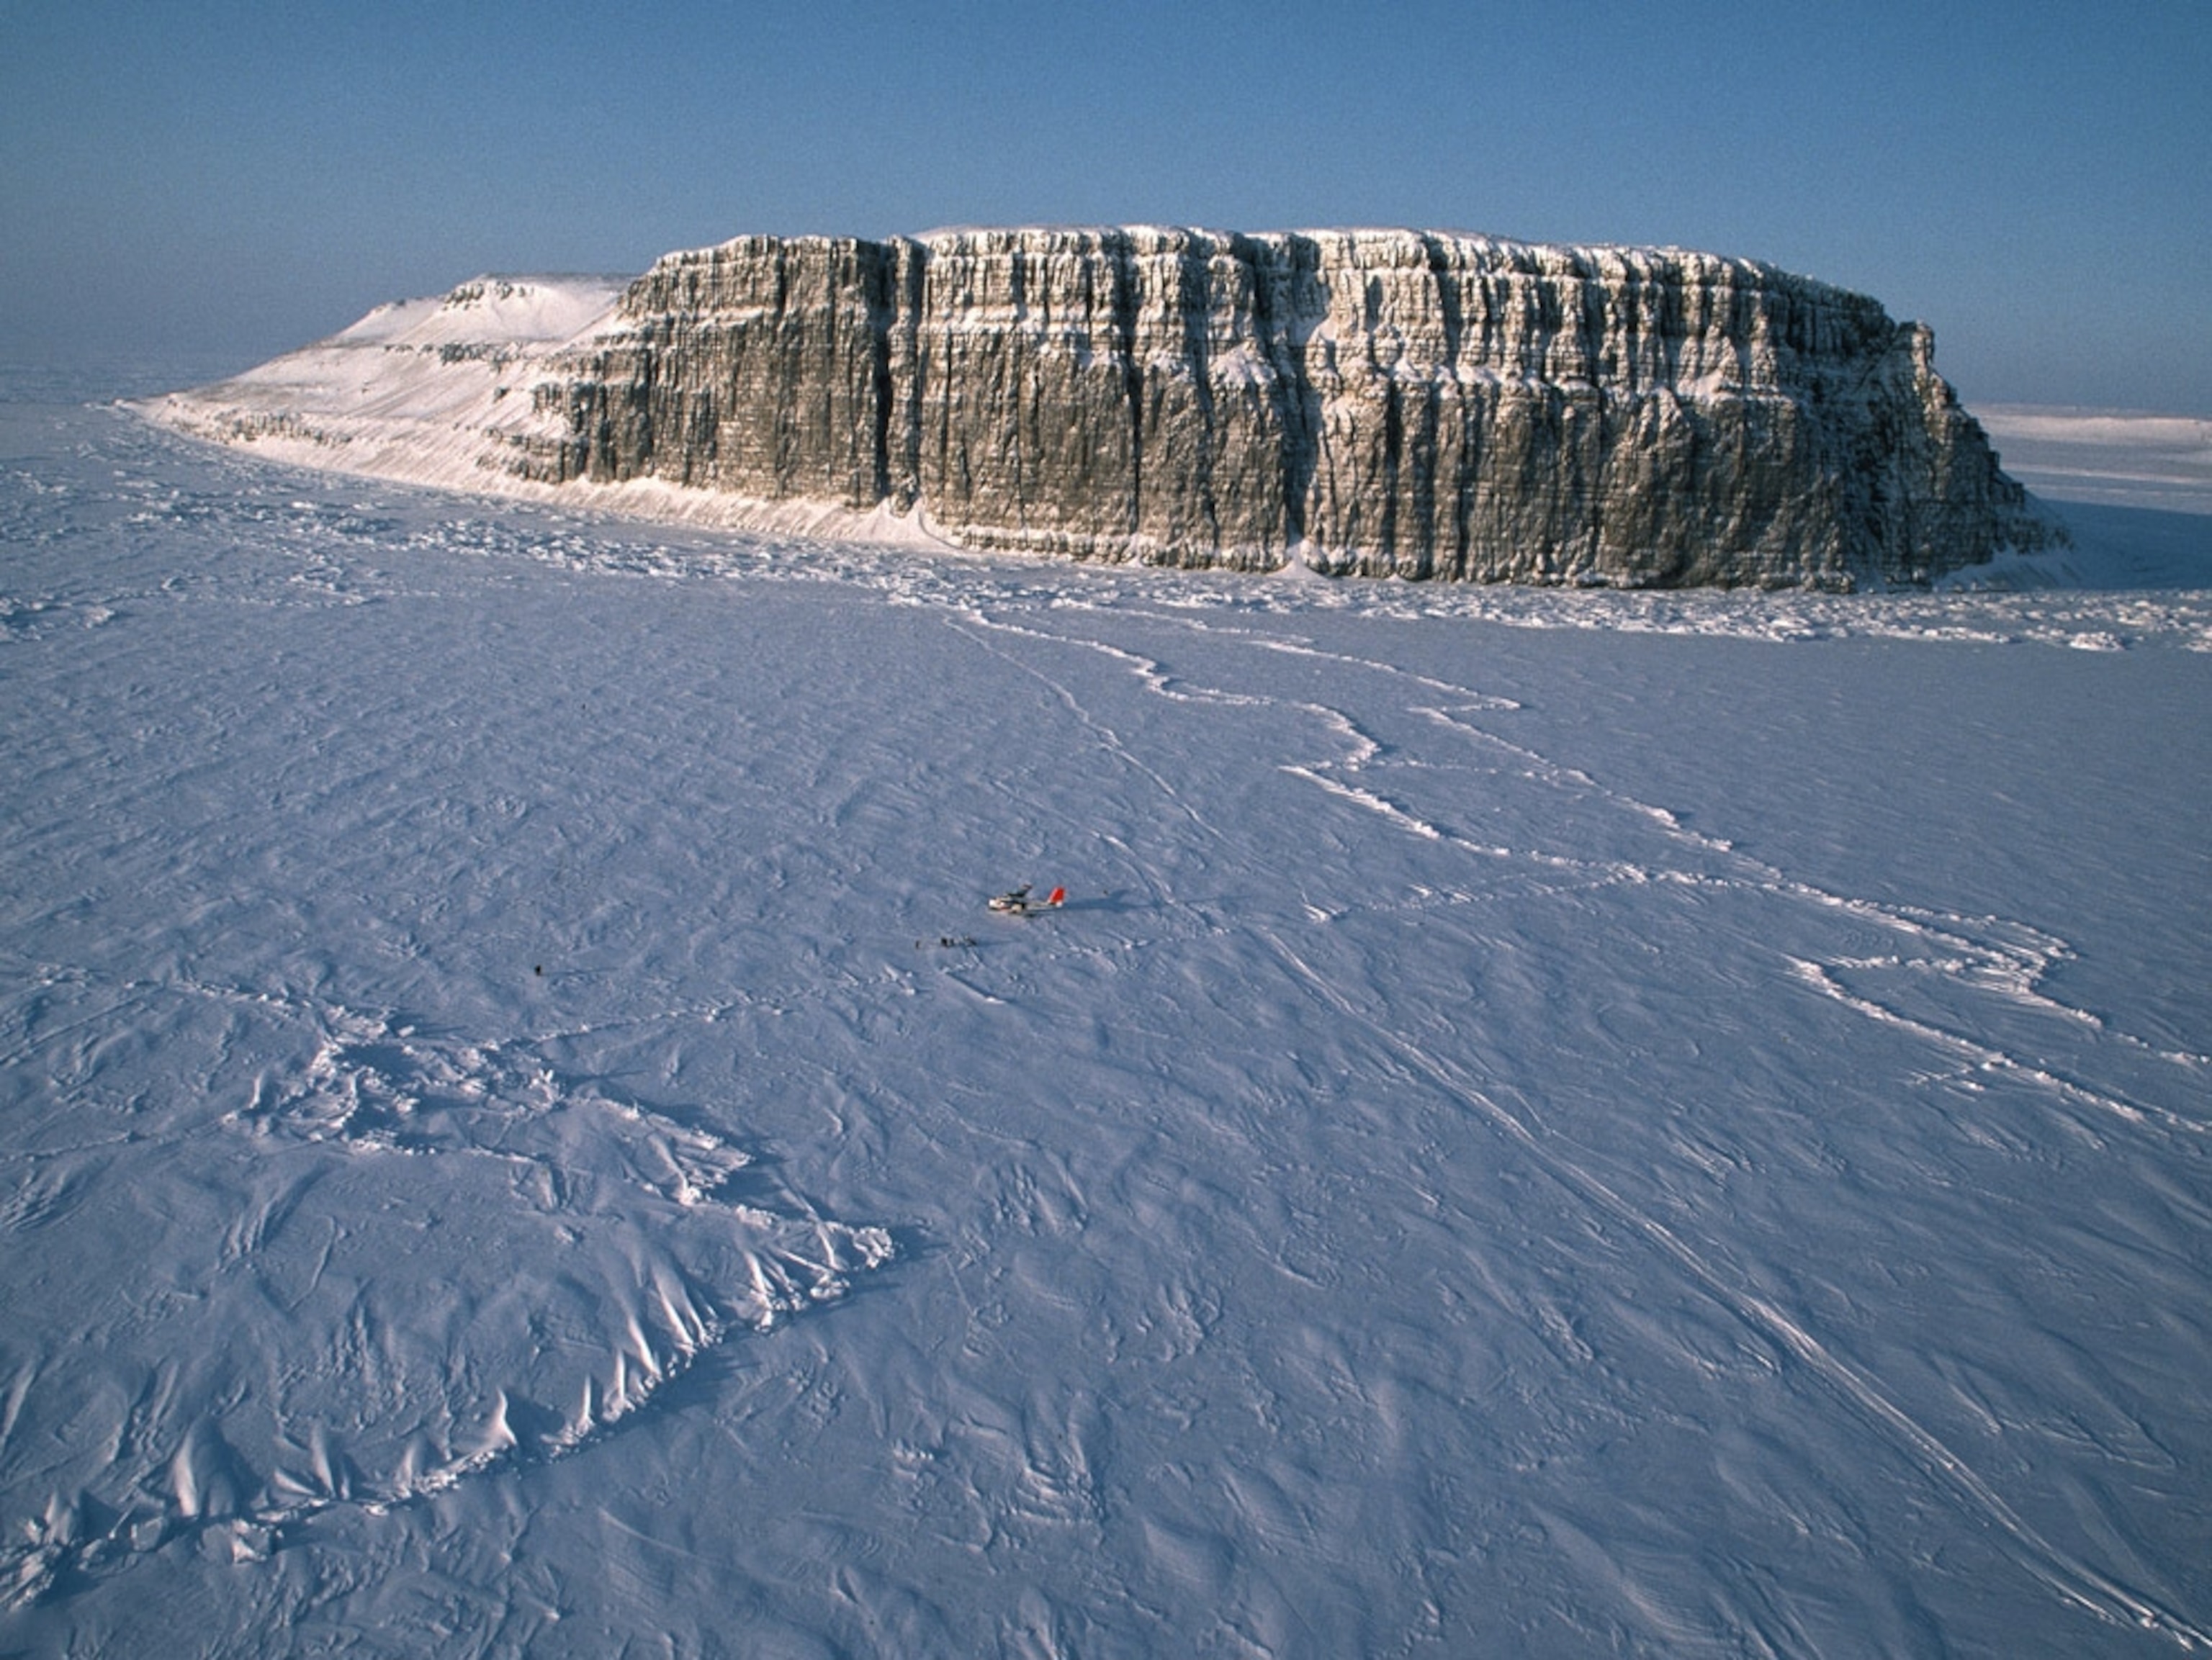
left=145, top=228, right=2060, bottom=589
left=516, top=227, right=2055, bottom=587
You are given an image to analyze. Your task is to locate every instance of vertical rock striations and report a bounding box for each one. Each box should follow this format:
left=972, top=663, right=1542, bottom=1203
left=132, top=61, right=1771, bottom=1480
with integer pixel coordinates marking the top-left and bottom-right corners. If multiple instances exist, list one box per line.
left=333, top=229, right=2072, bottom=588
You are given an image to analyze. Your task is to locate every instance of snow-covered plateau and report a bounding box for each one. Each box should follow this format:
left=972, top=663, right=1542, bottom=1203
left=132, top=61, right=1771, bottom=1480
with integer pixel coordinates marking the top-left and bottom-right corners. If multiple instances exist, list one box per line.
left=3, top=360, right=2209, bottom=1655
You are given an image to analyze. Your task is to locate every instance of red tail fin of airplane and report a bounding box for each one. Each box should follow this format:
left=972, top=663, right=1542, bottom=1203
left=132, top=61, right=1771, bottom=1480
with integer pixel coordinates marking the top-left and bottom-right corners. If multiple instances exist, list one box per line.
left=1047, top=887, right=1066, bottom=907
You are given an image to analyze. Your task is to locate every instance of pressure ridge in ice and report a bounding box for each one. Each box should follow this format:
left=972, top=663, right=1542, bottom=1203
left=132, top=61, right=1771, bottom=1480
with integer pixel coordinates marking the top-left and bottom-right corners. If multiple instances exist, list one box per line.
left=2, top=970, right=890, bottom=1607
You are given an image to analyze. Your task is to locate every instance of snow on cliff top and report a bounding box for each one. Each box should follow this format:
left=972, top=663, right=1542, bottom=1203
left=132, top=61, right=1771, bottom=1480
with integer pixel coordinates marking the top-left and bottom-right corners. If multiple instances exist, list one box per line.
left=327, top=275, right=629, bottom=349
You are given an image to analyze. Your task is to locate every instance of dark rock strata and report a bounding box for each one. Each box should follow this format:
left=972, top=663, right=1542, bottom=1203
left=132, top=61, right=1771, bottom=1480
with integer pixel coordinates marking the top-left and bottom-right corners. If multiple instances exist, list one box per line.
left=518, top=227, right=2056, bottom=588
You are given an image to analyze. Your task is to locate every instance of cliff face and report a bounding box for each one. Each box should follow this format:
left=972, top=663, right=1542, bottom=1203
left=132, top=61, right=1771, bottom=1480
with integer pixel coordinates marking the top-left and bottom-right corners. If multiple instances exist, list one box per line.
left=519, top=227, right=2054, bottom=588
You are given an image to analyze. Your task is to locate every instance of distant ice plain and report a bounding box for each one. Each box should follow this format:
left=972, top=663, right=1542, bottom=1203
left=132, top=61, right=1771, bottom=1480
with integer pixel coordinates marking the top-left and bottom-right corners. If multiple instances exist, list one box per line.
left=3, top=366, right=2208, bottom=1655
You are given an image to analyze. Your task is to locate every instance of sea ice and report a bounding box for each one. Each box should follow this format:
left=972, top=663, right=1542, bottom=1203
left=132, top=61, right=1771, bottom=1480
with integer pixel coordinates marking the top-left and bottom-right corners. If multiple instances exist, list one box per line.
left=1, top=368, right=2207, bottom=1655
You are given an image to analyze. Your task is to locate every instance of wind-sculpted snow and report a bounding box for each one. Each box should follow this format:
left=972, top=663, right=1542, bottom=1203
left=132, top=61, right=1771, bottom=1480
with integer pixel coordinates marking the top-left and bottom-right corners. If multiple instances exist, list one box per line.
left=0, top=967, right=890, bottom=1609
left=139, top=229, right=2063, bottom=590
left=4, top=380, right=2210, bottom=1655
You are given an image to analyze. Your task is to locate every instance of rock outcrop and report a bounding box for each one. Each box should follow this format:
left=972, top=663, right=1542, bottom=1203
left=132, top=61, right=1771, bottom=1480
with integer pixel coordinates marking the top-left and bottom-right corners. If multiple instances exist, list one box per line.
left=148, top=228, right=2063, bottom=589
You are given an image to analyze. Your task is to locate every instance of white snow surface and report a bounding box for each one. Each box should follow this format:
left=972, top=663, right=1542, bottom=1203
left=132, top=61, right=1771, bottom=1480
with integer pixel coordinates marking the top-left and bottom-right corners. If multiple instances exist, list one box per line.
left=3, top=363, right=2211, bottom=1654
left=326, top=277, right=629, bottom=350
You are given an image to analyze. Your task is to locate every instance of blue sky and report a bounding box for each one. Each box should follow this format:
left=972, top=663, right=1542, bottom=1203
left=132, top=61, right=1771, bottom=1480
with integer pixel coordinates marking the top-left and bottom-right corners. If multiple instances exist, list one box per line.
left=4, top=0, right=2206, bottom=411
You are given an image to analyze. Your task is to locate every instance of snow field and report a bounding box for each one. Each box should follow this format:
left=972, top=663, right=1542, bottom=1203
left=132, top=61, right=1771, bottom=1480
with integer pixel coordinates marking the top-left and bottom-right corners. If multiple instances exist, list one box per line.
left=1, top=374, right=2209, bottom=1654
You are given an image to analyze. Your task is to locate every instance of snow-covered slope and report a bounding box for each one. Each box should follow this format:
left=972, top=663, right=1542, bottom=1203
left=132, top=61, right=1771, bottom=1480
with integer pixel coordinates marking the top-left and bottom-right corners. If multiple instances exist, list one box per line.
left=6, top=370, right=2210, bottom=1654
left=134, top=277, right=629, bottom=496
left=325, top=277, right=625, bottom=351
left=136, top=272, right=959, bottom=548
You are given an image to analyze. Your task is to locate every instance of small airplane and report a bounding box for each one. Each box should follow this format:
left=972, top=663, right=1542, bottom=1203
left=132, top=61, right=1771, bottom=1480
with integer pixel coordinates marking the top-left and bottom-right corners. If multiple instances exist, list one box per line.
left=988, top=885, right=1066, bottom=917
